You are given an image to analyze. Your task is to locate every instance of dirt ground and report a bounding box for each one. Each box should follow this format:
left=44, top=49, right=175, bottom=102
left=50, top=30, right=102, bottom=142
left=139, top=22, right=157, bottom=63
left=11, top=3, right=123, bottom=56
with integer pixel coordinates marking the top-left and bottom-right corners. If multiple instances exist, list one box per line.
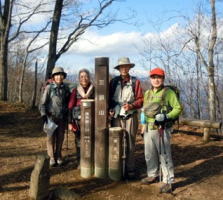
left=0, top=101, right=223, bottom=200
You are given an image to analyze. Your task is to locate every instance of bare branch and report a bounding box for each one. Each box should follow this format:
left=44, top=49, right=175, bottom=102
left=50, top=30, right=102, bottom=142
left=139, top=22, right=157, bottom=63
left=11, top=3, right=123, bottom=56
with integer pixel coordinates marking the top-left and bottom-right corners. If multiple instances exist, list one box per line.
left=56, top=0, right=116, bottom=59
left=26, top=20, right=51, bottom=53
left=9, top=2, right=50, bottom=42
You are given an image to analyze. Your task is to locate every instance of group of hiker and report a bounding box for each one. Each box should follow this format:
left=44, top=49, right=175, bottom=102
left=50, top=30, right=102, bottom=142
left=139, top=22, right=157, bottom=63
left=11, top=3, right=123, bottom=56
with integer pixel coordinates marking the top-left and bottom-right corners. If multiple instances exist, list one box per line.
left=39, top=57, right=182, bottom=193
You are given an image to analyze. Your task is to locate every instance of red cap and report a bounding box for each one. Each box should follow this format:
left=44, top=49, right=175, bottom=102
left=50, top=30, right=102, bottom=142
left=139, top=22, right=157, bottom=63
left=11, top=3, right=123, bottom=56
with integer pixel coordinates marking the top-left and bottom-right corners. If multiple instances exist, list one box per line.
left=149, top=68, right=165, bottom=77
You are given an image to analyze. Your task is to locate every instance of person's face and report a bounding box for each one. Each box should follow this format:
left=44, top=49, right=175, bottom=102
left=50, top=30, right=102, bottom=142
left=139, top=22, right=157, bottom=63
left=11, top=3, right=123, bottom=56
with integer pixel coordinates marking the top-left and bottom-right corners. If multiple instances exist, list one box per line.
left=79, top=72, right=90, bottom=88
left=119, top=65, right=131, bottom=77
left=54, top=73, right=64, bottom=84
left=150, top=75, right=164, bottom=89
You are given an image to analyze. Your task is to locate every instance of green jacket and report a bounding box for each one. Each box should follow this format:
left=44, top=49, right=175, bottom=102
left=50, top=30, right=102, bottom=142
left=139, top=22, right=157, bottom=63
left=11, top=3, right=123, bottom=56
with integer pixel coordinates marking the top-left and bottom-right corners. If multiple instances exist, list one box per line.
left=143, top=86, right=182, bottom=129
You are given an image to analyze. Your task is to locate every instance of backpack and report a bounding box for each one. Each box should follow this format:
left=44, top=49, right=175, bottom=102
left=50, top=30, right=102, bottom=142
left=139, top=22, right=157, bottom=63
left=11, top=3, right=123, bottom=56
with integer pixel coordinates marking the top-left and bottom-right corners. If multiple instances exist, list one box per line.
left=39, top=80, right=70, bottom=114
left=165, top=85, right=180, bottom=101
left=143, top=85, right=180, bottom=124
left=40, top=79, right=71, bottom=99
left=111, top=76, right=137, bottom=96
left=164, top=85, right=180, bottom=123
left=39, top=79, right=53, bottom=96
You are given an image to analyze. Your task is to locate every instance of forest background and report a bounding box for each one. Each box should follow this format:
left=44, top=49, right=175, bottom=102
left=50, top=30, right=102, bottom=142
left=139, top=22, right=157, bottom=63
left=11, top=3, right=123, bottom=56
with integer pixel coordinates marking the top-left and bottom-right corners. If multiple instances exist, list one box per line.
left=1, top=0, right=223, bottom=129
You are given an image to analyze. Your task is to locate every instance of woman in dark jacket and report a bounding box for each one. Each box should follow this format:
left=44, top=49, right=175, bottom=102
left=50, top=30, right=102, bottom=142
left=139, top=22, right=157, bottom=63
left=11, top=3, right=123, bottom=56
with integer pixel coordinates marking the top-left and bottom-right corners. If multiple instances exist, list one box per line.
left=68, top=69, right=94, bottom=166
left=39, top=67, right=70, bottom=167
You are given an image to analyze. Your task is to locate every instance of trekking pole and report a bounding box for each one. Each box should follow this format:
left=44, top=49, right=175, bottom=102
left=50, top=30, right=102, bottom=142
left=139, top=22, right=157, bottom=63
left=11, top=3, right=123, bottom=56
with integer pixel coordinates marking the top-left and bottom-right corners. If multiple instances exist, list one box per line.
left=66, top=122, right=69, bottom=150
left=160, top=128, right=171, bottom=183
left=158, top=124, right=172, bottom=192
left=122, top=129, right=127, bottom=178
left=158, top=125, right=163, bottom=183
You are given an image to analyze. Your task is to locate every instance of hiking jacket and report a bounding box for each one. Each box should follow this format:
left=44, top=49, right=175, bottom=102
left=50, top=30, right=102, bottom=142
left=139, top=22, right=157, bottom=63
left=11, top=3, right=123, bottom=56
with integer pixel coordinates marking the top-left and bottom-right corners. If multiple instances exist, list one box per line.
left=109, top=75, right=143, bottom=117
left=39, top=82, right=70, bottom=120
left=143, top=86, right=182, bottom=129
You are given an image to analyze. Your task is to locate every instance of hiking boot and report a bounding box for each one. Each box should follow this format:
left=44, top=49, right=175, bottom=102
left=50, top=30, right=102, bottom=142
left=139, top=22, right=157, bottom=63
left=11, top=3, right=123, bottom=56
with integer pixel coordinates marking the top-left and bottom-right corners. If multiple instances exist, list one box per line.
left=160, top=183, right=172, bottom=193
left=141, top=176, right=158, bottom=185
left=49, top=158, right=56, bottom=167
left=57, top=158, right=63, bottom=166
left=127, top=171, right=135, bottom=180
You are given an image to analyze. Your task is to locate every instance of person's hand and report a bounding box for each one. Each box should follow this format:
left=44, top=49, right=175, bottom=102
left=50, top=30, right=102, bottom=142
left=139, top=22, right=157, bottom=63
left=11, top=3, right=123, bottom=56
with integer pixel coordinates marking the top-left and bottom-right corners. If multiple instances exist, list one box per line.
left=123, top=103, right=133, bottom=111
left=109, top=109, right=115, bottom=117
left=155, top=113, right=167, bottom=125
left=41, top=115, right=48, bottom=124
left=141, top=124, right=146, bottom=132
left=68, top=123, right=73, bottom=131
left=140, top=124, right=146, bottom=137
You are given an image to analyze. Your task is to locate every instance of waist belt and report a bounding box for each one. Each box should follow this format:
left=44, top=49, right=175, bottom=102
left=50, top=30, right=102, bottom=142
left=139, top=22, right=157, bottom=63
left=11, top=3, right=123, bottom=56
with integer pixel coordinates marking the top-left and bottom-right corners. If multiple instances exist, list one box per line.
left=119, top=114, right=132, bottom=120
left=147, top=122, right=159, bottom=130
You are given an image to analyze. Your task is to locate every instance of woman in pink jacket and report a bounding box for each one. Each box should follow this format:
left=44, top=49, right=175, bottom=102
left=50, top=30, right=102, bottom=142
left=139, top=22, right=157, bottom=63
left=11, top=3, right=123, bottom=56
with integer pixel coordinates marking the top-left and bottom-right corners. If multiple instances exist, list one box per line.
left=68, top=69, right=94, bottom=167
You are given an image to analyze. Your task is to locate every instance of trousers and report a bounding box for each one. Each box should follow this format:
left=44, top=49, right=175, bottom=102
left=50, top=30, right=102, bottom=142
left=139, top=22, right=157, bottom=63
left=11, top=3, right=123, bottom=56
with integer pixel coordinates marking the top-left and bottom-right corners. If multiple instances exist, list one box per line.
left=47, top=120, right=66, bottom=160
left=144, top=128, right=174, bottom=183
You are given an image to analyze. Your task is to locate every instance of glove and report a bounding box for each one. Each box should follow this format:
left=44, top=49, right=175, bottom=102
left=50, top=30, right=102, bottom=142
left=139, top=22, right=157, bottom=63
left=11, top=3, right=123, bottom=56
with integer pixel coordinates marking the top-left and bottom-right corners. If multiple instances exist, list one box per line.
left=41, top=115, right=48, bottom=124
left=155, top=113, right=167, bottom=126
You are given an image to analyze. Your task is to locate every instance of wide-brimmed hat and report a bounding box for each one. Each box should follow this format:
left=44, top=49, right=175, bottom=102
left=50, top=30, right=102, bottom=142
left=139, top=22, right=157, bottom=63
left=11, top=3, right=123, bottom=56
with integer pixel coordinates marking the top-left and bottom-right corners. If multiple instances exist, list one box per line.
left=52, top=67, right=67, bottom=78
left=114, top=57, right=135, bottom=70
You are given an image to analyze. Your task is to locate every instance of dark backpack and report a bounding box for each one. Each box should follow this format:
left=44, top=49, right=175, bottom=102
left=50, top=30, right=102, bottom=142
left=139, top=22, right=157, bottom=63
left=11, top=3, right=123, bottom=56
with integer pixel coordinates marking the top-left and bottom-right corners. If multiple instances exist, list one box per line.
left=39, top=80, right=70, bottom=110
left=111, top=76, right=137, bottom=96
left=164, top=85, right=180, bottom=123
left=164, top=85, right=180, bottom=101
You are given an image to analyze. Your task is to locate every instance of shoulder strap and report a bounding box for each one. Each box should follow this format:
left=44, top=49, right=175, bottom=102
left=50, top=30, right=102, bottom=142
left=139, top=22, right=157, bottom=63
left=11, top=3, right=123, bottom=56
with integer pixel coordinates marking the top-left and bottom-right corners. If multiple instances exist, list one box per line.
left=131, top=76, right=136, bottom=93
left=48, top=83, right=55, bottom=97
left=131, top=76, right=136, bottom=84
left=112, top=76, right=121, bottom=89
left=64, top=84, right=70, bottom=94
left=143, top=89, right=152, bottom=106
left=160, top=87, right=168, bottom=105
left=112, top=76, right=137, bottom=97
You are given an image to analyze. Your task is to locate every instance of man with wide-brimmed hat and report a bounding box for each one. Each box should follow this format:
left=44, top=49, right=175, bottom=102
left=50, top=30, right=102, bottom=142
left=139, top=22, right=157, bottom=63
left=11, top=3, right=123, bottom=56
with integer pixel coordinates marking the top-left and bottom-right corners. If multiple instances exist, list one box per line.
left=39, top=66, right=70, bottom=167
left=109, top=57, right=143, bottom=179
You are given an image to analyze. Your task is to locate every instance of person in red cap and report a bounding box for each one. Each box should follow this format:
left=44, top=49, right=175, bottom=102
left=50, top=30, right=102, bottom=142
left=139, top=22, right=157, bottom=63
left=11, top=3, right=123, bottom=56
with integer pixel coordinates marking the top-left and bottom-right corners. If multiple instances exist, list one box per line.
left=140, top=67, right=182, bottom=193
left=149, top=67, right=165, bottom=77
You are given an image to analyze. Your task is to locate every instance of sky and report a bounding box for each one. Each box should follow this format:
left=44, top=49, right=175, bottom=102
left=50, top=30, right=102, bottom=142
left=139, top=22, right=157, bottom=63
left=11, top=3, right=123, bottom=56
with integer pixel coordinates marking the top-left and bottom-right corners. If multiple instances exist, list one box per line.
left=18, top=0, right=223, bottom=77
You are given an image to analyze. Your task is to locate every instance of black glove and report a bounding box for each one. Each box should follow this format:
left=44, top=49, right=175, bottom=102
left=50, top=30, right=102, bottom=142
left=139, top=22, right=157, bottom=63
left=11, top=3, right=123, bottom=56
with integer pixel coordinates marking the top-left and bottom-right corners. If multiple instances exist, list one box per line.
left=154, top=113, right=168, bottom=126
left=41, top=115, right=48, bottom=124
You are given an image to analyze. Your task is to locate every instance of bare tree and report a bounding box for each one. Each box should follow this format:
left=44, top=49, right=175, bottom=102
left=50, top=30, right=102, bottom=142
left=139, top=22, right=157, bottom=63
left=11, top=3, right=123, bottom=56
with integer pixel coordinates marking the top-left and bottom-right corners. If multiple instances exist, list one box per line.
left=0, top=0, right=52, bottom=101
left=139, top=0, right=222, bottom=121
left=193, top=0, right=217, bottom=121
left=18, top=22, right=49, bottom=103
left=31, top=59, right=38, bottom=109
left=0, top=0, right=14, bottom=101
left=46, top=0, right=117, bottom=80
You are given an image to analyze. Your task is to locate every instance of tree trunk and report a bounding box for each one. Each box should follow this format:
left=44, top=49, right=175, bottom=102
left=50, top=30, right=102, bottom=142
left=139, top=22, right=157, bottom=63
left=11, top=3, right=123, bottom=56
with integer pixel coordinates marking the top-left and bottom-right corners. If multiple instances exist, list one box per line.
left=208, top=0, right=217, bottom=121
left=0, top=42, right=8, bottom=100
left=195, top=56, right=201, bottom=119
left=18, top=52, right=28, bottom=103
left=45, top=0, right=64, bottom=80
left=195, top=18, right=201, bottom=119
left=208, top=67, right=216, bottom=121
left=31, top=60, right=38, bottom=109
left=0, top=0, right=13, bottom=101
